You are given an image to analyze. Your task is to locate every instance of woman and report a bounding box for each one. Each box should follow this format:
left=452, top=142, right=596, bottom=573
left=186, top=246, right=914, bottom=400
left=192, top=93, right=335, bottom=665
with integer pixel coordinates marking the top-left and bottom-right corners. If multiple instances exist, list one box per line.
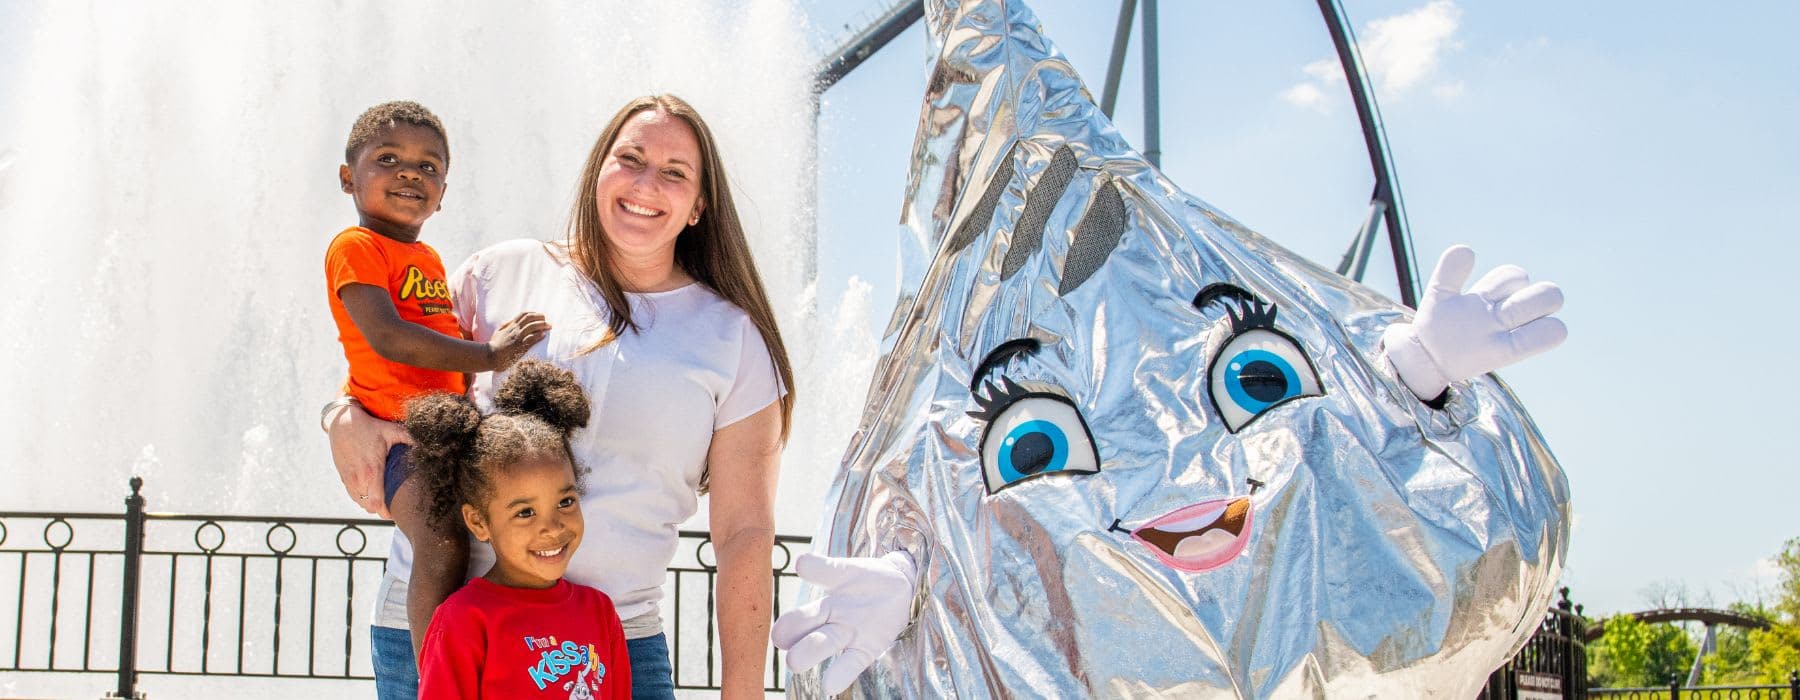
left=326, top=94, right=794, bottom=700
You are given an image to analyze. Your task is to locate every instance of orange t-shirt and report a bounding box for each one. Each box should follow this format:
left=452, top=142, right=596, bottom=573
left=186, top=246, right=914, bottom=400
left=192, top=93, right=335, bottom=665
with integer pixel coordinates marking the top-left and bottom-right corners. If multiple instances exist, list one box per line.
left=325, top=226, right=467, bottom=421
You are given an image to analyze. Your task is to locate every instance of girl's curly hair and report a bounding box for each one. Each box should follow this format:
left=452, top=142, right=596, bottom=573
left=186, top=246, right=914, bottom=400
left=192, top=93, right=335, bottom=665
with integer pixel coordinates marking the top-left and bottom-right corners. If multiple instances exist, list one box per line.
left=404, top=361, right=591, bottom=529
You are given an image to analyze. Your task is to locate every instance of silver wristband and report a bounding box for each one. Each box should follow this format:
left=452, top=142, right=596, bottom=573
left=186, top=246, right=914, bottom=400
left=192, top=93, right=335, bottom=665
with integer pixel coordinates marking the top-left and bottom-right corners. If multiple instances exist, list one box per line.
left=319, top=396, right=362, bottom=433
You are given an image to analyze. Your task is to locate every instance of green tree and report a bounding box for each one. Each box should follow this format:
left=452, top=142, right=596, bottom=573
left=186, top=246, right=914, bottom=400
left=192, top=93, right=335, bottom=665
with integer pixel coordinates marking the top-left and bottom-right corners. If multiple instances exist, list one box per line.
left=1588, top=613, right=1696, bottom=687
left=1744, top=537, right=1800, bottom=683
left=1699, top=603, right=1769, bottom=684
left=1587, top=538, right=1800, bottom=687
left=1778, top=538, right=1800, bottom=622
left=1745, top=623, right=1800, bottom=683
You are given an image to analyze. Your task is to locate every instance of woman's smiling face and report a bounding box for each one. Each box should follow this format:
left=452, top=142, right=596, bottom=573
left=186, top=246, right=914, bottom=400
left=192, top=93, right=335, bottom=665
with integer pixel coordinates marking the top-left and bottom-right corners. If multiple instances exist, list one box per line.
left=466, top=455, right=584, bottom=589
left=593, top=109, right=704, bottom=266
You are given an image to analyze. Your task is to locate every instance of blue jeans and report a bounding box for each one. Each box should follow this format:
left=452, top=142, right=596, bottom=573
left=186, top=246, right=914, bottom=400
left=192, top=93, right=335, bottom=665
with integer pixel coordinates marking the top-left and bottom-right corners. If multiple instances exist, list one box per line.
left=626, top=633, right=675, bottom=700
left=370, top=625, right=418, bottom=700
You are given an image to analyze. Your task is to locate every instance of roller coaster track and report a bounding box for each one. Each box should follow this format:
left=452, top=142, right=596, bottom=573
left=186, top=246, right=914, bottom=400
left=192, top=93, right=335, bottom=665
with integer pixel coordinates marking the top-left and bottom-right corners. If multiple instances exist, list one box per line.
left=811, top=0, right=1424, bottom=307
left=1582, top=607, right=1773, bottom=642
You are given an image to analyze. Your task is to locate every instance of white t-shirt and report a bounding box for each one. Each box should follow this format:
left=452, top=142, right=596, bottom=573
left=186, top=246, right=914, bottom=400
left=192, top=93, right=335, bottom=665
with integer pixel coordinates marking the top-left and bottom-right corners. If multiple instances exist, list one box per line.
left=377, top=239, right=783, bottom=638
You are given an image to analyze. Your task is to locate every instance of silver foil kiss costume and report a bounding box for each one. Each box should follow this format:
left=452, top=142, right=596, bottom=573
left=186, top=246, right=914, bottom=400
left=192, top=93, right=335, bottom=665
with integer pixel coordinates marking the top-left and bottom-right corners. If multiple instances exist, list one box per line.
left=789, top=0, right=1570, bottom=696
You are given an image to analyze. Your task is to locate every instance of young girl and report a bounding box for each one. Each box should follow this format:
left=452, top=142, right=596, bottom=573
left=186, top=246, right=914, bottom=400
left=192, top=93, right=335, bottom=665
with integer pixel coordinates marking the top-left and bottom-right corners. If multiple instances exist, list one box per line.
left=408, top=361, right=631, bottom=699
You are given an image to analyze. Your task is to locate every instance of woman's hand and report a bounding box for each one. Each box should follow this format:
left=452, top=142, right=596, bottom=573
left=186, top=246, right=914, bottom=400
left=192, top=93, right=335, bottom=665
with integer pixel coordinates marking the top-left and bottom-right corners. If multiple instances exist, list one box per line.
left=324, top=400, right=412, bottom=519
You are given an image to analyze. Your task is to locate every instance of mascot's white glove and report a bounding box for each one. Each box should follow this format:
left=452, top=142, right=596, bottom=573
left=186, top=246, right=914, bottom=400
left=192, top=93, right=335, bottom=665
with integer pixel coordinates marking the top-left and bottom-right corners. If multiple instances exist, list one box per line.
left=1383, top=245, right=1567, bottom=402
left=772, top=551, right=918, bottom=695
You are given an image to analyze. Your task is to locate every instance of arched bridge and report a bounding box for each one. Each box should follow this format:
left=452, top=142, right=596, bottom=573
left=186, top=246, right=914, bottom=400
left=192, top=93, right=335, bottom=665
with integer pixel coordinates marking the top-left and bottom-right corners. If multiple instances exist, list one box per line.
left=1582, top=607, right=1772, bottom=642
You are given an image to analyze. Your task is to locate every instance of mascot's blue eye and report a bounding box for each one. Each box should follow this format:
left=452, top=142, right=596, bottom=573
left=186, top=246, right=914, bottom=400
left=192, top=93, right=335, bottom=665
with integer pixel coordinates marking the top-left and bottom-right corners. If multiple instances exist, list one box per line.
left=1207, top=328, right=1323, bottom=433
left=1223, top=349, right=1302, bottom=410
left=998, top=419, right=1068, bottom=482
left=976, top=393, right=1099, bottom=494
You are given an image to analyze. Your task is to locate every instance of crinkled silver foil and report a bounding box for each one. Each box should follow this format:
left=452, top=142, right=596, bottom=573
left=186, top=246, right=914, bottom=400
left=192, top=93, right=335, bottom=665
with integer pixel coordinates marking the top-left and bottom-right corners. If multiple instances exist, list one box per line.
left=794, top=0, right=1569, bottom=696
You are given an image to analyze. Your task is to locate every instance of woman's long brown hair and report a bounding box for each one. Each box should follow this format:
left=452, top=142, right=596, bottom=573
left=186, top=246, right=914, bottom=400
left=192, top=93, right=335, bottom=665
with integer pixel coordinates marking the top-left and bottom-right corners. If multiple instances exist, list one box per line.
left=566, top=94, right=795, bottom=444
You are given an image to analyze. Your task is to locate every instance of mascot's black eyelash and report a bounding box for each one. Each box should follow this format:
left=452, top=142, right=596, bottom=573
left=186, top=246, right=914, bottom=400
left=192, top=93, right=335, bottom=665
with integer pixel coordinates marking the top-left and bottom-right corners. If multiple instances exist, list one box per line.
left=1193, top=283, right=1279, bottom=334
left=966, top=338, right=1061, bottom=422
left=1225, top=298, right=1279, bottom=334
left=968, top=375, right=1032, bottom=422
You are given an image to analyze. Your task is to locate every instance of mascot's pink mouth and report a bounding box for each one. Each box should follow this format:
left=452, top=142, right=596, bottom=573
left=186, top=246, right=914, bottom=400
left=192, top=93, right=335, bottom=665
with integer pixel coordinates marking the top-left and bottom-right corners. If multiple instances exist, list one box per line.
left=1130, top=497, right=1254, bottom=572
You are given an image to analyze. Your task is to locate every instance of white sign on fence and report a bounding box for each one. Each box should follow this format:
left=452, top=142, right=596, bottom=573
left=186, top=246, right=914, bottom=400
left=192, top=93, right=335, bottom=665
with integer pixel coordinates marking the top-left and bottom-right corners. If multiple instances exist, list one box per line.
left=1518, top=672, right=1563, bottom=700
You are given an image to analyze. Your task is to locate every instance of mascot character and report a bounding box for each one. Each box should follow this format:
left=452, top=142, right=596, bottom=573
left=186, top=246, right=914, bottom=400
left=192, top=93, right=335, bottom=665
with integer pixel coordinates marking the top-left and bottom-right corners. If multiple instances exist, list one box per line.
left=774, top=0, right=1570, bottom=696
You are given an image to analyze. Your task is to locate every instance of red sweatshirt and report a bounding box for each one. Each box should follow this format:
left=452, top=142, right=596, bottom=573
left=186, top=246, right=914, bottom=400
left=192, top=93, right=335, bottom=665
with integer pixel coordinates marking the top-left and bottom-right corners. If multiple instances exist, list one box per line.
left=418, top=578, right=631, bottom=699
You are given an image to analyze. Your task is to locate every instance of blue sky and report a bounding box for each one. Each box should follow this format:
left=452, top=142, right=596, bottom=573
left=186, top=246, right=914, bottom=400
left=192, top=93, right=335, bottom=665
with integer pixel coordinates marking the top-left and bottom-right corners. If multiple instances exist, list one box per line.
left=802, top=0, right=1800, bottom=617
left=1, top=0, right=1794, bottom=619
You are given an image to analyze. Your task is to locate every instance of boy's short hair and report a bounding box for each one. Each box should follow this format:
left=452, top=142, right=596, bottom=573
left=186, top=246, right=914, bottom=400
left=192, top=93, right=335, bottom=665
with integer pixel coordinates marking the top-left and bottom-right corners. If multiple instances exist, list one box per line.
left=344, top=101, right=449, bottom=166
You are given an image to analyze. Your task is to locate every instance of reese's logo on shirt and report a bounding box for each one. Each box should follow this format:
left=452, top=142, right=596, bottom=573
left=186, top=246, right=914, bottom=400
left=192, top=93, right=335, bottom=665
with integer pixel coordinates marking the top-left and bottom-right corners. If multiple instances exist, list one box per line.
left=398, top=265, right=453, bottom=315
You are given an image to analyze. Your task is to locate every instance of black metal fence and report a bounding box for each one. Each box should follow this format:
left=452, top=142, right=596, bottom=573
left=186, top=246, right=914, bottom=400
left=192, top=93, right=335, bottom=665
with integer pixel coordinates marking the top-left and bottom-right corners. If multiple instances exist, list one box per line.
left=1483, top=587, right=1591, bottom=699
left=10, top=483, right=1799, bottom=698
left=0, top=477, right=809, bottom=698
left=1480, top=587, right=1800, bottom=700
left=1588, top=675, right=1800, bottom=700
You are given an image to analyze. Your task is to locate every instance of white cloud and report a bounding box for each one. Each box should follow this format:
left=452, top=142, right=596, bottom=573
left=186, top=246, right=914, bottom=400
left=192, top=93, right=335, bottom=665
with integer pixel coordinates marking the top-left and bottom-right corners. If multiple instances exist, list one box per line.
left=1281, top=83, right=1331, bottom=113
left=1751, top=556, right=1783, bottom=581
left=1302, top=58, right=1344, bottom=85
left=1362, top=0, right=1463, bottom=94
left=1281, top=0, right=1465, bottom=110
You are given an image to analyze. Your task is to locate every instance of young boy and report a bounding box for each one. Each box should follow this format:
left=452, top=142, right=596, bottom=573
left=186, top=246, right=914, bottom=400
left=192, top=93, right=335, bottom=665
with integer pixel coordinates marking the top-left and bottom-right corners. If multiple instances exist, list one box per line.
left=323, top=100, right=548, bottom=667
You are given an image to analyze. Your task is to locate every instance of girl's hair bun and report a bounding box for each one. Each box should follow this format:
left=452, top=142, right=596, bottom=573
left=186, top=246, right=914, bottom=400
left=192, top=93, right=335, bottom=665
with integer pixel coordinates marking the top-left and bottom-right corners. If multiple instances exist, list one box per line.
left=404, top=391, right=482, bottom=465
left=493, top=360, right=590, bottom=435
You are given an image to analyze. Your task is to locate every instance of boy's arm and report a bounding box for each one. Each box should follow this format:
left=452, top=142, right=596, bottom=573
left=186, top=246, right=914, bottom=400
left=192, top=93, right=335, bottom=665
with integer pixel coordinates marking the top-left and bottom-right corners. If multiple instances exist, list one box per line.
left=338, top=283, right=548, bottom=372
